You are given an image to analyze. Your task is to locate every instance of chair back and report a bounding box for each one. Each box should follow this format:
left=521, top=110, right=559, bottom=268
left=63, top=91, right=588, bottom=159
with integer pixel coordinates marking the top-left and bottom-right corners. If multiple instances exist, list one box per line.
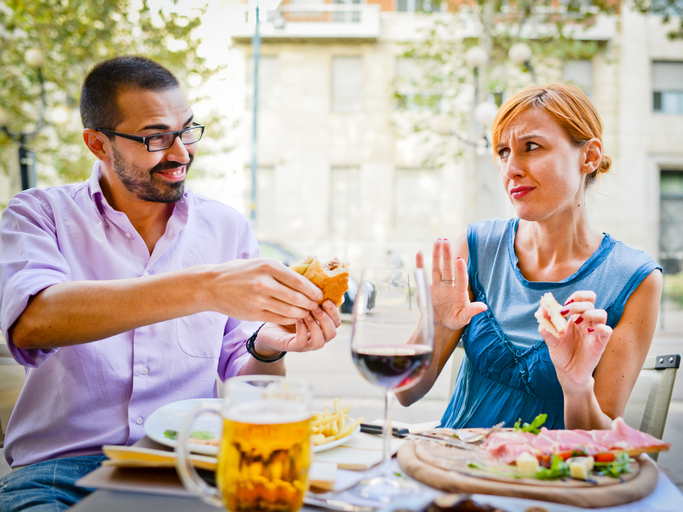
left=623, top=353, right=680, bottom=459
left=0, top=341, right=26, bottom=450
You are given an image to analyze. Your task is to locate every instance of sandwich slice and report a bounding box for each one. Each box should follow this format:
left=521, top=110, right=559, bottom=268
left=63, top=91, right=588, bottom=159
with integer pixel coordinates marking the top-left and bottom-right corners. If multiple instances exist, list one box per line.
left=534, top=292, right=568, bottom=338
left=291, top=256, right=349, bottom=307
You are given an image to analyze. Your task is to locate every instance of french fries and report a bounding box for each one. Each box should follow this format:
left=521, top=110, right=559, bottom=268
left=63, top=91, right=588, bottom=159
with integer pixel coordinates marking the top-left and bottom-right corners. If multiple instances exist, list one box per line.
left=311, top=398, right=364, bottom=446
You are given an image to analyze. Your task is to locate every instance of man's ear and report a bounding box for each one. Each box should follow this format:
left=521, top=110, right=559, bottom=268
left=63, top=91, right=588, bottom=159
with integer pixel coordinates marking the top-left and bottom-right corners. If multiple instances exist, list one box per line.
left=83, top=129, right=112, bottom=162
left=581, top=138, right=603, bottom=175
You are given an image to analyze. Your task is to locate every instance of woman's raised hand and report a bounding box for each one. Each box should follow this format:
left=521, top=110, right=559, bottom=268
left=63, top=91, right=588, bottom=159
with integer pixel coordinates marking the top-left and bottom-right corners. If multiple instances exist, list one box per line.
left=539, top=290, right=613, bottom=394
left=416, top=238, right=487, bottom=332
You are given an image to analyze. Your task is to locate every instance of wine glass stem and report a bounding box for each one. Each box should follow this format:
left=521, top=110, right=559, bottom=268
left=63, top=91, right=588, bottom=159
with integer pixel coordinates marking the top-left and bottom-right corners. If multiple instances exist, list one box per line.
left=380, top=388, right=394, bottom=477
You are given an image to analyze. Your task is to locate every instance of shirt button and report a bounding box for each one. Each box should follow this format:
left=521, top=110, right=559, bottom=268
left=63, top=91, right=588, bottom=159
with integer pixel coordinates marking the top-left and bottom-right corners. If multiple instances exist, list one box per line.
left=136, top=417, right=143, bottom=425
left=125, top=232, right=132, bottom=239
left=142, top=271, right=149, bottom=277
left=141, top=367, right=149, bottom=375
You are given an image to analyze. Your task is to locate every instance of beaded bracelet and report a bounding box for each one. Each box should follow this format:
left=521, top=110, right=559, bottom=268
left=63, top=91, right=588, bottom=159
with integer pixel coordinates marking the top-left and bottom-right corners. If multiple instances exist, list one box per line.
left=245, top=323, right=286, bottom=363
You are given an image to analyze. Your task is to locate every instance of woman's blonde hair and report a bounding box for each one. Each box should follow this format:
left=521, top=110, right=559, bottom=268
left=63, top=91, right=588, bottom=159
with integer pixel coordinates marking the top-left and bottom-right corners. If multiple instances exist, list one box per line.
left=491, top=83, right=611, bottom=185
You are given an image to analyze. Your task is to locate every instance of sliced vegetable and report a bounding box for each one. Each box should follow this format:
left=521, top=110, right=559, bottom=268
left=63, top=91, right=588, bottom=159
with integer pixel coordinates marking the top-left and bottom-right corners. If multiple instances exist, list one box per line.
left=513, top=413, right=547, bottom=435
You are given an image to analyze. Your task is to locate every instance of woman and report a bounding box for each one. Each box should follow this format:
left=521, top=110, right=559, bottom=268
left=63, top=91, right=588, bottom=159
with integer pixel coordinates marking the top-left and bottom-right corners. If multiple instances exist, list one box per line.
left=398, top=84, right=662, bottom=431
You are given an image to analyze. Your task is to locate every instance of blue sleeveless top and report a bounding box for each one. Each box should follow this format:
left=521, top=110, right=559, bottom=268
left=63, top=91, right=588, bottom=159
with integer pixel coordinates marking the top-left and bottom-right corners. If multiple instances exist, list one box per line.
left=440, top=218, right=661, bottom=430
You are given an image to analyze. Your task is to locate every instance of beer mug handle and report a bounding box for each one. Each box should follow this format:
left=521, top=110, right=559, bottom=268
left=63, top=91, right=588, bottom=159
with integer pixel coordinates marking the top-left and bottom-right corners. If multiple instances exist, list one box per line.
left=175, top=403, right=222, bottom=507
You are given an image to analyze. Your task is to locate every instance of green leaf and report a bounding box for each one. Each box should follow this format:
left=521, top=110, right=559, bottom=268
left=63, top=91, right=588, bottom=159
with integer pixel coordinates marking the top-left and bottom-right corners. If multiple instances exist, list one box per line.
left=190, top=430, right=216, bottom=440
left=164, top=429, right=178, bottom=440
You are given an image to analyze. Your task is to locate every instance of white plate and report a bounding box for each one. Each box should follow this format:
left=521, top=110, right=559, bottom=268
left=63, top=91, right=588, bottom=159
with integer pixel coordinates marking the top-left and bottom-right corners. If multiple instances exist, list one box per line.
left=145, top=399, right=223, bottom=456
left=144, top=399, right=360, bottom=456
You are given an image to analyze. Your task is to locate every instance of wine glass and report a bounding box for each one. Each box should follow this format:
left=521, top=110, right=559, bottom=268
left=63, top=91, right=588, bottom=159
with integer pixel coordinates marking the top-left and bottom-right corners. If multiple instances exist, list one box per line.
left=349, top=267, right=434, bottom=501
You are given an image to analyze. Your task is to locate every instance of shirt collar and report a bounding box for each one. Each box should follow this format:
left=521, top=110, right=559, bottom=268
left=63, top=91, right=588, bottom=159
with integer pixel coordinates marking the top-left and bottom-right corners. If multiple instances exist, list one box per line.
left=86, top=160, right=191, bottom=218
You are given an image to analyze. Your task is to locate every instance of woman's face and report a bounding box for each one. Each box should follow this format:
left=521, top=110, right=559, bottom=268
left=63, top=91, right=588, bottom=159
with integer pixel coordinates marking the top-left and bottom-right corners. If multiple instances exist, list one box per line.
left=497, top=107, right=592, bottom=223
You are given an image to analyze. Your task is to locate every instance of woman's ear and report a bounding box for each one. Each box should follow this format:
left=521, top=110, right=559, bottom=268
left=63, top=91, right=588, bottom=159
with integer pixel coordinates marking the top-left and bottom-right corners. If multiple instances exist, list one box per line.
left=581, top=138, right=603, bottom=175
left=82, top=129, right=112, bottom=162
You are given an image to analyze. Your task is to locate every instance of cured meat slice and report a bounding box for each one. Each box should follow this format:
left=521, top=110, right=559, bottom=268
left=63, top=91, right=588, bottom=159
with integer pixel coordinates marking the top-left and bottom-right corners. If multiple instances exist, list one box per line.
left=481, top=417, right=670, bottom=464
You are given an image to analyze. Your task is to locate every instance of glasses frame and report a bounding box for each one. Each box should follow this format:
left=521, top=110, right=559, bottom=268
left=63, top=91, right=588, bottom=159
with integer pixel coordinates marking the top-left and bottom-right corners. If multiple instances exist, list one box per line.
left=95, top=124, right=205, bottom=152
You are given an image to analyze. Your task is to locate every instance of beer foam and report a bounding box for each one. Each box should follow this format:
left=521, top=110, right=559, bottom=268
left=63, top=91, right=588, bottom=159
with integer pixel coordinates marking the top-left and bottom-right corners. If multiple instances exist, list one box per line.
left=226, top=401, right=310, bottom=424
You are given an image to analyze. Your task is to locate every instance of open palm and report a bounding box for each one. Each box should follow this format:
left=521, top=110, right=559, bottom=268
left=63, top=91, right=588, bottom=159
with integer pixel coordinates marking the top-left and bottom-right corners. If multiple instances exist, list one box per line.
left=417, top=239, right=487, bottom=332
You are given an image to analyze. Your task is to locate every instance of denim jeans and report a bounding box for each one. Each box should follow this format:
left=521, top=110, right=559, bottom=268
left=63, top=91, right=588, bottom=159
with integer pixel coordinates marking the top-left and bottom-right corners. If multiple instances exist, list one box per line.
left=0, top=454, right=107, bottom=512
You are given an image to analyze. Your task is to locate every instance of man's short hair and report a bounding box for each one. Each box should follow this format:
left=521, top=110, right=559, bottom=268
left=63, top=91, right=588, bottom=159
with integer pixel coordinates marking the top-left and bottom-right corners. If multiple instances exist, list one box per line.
left=80, top=56, right=179, bottom=131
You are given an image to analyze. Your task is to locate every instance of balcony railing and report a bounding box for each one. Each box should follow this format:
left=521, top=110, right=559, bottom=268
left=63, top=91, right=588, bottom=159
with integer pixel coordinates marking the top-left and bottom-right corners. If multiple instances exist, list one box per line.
left=229, top=4, right=382, bottom=42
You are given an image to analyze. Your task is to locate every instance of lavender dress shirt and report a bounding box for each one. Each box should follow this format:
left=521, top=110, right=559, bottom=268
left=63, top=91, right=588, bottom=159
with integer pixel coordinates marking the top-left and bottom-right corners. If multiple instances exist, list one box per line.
left=0, top=162, right=259, bottom=467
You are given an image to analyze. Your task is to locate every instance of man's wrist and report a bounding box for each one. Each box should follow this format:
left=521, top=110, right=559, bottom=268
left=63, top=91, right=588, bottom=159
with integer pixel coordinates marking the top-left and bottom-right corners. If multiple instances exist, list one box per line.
left=246, top=324, right=286, bottom=363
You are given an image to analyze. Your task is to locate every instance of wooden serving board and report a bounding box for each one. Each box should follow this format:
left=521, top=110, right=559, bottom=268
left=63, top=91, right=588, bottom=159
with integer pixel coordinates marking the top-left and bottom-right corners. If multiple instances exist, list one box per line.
left=397, top=439, right=658, bottom=508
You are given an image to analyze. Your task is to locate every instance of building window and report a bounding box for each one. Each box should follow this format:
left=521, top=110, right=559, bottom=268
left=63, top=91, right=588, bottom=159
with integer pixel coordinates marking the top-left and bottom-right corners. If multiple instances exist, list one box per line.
left=395, top=58, right=441, bottom=110
left=247, top=56, right=279, bottom=111
left=330, top=166, right=361, bottom=235
left=334, top=0, right=360, bottom=23
left=332, top=57, right=363, bottom=112
left=397, top=0, right=442, bottom=13
left=659, top=169, right=683, bottom=274
left=653, top=61, right=683, bottom=114
left=394, top=168, right=441, bottom=234
left=563, top=60, right=593, bottom=99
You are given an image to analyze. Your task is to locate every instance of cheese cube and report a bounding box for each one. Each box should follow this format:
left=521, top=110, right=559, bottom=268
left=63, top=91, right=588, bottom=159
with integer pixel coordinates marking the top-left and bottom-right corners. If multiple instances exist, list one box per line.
left=568, top=456, right=595, bottom=480
left=516, top=451, right=540, bottom=476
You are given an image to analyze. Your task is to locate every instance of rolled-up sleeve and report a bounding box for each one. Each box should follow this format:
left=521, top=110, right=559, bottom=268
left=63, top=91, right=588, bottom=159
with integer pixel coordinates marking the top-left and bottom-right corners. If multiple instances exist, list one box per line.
left=0, top=193, right=71, bottom=367
left=216, top=217, right=261, bottom=380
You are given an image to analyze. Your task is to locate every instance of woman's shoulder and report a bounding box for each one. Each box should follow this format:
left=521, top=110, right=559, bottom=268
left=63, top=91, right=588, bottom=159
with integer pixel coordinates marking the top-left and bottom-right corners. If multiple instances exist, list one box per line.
left=603, top=234, right=660, bottom=270
left=468, top=218, right=516, bottom=241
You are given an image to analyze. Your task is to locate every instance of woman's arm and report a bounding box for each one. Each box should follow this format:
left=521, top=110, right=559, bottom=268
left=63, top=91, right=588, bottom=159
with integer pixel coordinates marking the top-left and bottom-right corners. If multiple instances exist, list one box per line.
left=542, top=270, right=662, bottom=429
left=577, top=270, right=662, bottom=428
left=396, top=233, right=487, bottom=406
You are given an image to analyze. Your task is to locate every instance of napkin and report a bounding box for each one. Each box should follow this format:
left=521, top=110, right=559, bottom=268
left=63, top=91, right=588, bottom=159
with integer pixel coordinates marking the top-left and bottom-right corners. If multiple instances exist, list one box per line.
left=313, top=432, right=405, bottom=470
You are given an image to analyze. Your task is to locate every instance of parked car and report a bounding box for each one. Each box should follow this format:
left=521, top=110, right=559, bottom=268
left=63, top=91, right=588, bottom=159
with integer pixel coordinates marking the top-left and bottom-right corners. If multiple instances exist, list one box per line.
left=257, top=240, right=375, bottom=315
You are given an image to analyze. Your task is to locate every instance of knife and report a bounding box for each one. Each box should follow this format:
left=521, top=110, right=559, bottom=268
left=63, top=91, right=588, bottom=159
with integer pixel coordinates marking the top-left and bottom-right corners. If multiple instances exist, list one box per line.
left=359, top=423, right=410, bottom=437
left=303, top=496, right=377, bottom=512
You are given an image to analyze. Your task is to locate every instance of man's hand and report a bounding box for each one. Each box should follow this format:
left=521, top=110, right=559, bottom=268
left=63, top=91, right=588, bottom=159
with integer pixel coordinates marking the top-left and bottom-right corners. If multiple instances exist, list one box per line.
left=254, top=300, right=342, bottom=356
left=205, top=258, right=324, bottom=325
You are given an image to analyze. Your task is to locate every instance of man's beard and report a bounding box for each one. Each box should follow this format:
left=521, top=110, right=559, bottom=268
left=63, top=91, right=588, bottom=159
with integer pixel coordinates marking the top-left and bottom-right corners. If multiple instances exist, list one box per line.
left=111, top=146, right=193, bottom=204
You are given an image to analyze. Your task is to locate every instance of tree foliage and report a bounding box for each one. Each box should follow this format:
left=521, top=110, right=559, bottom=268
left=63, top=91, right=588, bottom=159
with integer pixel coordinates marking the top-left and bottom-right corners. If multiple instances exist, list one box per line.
left=0, top=0, right=221, bottom=188
left=632, top=0, right=683, bottom=39
left=393, top=0, right=616, bottom=167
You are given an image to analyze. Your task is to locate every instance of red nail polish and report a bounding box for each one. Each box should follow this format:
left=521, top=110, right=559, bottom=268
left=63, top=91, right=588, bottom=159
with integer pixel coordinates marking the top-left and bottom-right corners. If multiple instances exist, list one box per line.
left=457, top=256, right=462, bottom=260
left=575, top=316, right=584, bottom=325
left=565, top=299, right=574, bottom=305
left=560, top=308, right=569, bottom=315
left=444, top=238, right=449, bottom=241
left=587, top=327, right=595, bottom=332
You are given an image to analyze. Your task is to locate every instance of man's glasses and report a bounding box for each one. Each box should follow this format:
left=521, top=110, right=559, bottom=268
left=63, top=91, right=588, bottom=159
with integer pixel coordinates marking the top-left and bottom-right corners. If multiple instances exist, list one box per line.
left=96, top=124, right=205, bottom=152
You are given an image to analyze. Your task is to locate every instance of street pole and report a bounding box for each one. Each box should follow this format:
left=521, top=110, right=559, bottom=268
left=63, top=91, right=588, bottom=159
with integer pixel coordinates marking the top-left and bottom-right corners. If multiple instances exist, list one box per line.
left=1, top=63, right=46, bottom=191
left=250, top=2, right=261, bottom=230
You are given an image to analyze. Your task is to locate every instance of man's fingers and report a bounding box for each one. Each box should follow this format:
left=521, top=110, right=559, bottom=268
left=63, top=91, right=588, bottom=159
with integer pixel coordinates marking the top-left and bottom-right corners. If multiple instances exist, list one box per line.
left=322, top=300, right=341, bottom=328
left=303, top=314, right=325, bottom=350
left=267, top=261, right=323, bottom=303
left=311, top=305, right=338, bottom=341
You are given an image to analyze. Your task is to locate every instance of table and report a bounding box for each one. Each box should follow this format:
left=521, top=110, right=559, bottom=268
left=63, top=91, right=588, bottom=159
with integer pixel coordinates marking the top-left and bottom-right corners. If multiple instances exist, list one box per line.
left=71, top=458, right=683, bottom=512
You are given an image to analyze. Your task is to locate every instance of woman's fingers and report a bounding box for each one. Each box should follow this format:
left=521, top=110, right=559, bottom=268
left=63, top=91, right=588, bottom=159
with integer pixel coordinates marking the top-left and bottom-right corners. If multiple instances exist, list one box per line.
left=441, top=239, right=455, bottom=283
left=432, top=239, right=443, bottom=284
left=416, top=250, right=425, bottom=269
left=563, top=290, right=597, bottom=307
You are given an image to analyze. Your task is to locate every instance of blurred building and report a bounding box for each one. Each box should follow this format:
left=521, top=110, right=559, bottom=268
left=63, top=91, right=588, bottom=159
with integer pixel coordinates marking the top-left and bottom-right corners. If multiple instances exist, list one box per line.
left=217, top=1, right=683, bottom=273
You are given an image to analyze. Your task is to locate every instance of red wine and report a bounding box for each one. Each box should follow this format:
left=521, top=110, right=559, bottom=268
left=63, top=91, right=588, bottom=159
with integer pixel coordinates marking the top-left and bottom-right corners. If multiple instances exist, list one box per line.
left=352, top=345, right=432, bottom=390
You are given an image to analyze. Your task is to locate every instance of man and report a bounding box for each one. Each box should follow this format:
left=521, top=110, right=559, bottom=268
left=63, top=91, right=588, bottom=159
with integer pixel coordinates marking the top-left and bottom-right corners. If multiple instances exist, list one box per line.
left=0, top=56, right=340, bottom=511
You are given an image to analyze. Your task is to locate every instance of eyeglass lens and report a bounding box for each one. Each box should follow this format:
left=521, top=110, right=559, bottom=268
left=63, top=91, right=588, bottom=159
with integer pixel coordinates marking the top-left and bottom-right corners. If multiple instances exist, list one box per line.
left=148, top=126, right=204, bottom=151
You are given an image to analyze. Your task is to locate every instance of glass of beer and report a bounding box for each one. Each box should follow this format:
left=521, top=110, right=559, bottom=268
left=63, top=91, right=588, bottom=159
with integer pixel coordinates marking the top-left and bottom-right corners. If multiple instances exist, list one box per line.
left=175, top=376, right=313, bottom=511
